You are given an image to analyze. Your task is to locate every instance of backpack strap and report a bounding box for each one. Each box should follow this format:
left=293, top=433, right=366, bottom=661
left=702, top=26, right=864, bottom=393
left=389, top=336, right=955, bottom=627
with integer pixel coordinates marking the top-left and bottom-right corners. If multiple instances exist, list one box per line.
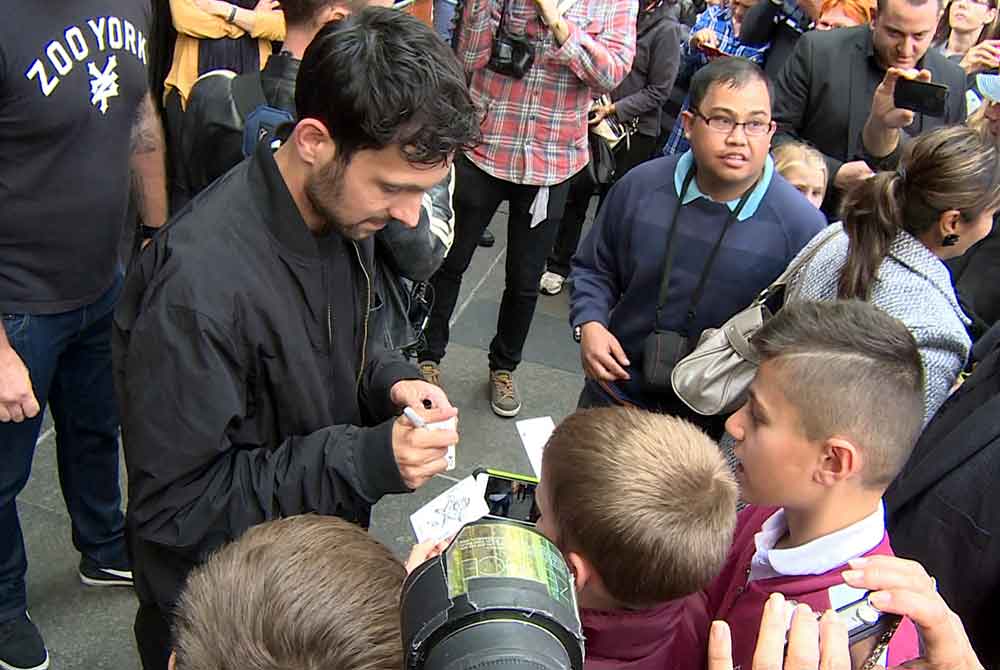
left=231, top=72, right=267, bottom=123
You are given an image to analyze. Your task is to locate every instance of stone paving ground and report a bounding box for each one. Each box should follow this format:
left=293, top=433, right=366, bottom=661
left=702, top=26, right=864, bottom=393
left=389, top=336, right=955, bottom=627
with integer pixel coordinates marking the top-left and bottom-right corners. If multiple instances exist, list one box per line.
left=18, top=202, right=596, bottom=669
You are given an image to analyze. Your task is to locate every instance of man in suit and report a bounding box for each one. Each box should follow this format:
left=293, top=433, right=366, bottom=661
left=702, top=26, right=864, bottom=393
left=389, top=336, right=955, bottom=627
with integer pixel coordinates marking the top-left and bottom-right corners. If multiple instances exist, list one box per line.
left=772, top=0, right=965, bottom=215
left=885, top=322, right=1000, bottom=669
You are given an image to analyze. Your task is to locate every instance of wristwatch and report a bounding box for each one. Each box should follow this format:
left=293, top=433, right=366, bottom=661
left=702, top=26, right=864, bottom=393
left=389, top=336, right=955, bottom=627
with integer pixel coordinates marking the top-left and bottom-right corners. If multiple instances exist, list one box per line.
left=140, top=224, right=160, bottom=240
left=573, top=325, right=582, bottom=343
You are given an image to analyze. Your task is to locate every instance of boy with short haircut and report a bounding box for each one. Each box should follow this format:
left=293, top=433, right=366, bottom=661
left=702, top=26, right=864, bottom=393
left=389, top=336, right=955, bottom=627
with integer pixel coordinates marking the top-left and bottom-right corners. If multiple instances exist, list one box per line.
left=535, top=407, right=739, bottom=670
left=678, top=300, right=924, bottom=669
left=170, top=515, right=405, bottom=670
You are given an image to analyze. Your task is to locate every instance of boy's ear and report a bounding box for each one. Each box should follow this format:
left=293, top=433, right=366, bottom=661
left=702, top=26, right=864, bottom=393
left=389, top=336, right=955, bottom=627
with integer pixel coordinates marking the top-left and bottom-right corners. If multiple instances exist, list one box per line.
left=168, top=651, right=177, bottom=670
left=815, top=436, right=862, bottom=486
left=564, top=551, right=595, bottom=594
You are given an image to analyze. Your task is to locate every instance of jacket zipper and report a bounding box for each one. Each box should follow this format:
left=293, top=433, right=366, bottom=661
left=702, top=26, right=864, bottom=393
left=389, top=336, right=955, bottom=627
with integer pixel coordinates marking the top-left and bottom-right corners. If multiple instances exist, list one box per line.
left=353, top=241, right=370, bottom=389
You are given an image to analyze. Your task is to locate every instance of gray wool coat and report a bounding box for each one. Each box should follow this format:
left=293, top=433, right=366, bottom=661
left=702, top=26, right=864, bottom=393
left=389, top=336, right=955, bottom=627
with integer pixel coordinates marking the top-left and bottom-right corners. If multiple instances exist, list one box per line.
left=787, top=224, right=971, bottom=425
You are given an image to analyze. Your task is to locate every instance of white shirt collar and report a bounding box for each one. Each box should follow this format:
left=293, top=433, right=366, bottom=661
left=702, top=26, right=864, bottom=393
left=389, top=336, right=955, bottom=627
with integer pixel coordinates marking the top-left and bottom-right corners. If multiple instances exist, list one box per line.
left=748, top=501, right=886, bottom=582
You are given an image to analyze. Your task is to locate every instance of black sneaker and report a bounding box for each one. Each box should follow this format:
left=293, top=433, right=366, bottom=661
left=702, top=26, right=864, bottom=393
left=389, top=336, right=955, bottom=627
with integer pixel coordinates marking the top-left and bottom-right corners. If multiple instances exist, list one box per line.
left=478, top=229, right=496, bottom=247
left=78, top=557, right=133, bottom=587
left=0, top=612, right=49, bottom=670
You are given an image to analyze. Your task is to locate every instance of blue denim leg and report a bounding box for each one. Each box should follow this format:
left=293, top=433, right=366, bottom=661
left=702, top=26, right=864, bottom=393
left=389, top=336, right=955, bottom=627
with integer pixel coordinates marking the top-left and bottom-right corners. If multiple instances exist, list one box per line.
left=433, top=0, right=458, bottom=43
left=0, top=277, right=125, bottom=621
left=49, top=277, right=126, bottom=567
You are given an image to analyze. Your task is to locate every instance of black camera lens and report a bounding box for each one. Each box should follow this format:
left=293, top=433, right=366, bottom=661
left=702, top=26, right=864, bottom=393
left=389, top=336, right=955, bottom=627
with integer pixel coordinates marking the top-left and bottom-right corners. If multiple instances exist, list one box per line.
left=401, top=519, right=585, bottom=670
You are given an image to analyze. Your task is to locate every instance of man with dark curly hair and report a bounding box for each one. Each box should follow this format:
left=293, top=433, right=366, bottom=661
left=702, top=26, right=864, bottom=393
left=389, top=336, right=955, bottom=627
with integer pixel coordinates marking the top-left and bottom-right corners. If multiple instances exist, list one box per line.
left=112, top=9, right=480, bottom=669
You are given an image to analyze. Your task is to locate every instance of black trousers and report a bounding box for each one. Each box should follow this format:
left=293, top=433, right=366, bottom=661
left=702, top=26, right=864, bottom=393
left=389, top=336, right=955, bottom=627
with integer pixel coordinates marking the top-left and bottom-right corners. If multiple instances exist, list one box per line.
left=547, top=134, right=658, bottom=277
left=163, top=88, right=189, bottom=214
left=418, top=154, right=572, bottom=371
left=135, top=603, right=172, bottom=670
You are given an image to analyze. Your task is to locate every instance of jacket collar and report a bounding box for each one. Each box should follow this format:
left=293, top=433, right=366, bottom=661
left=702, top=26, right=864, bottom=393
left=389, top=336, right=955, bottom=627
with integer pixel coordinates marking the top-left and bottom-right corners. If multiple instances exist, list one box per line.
left=262, top=50, right=300, bottom=80
left=248, top=139, right=322, bottom=258
left=580, top=600, right=687, bottom=665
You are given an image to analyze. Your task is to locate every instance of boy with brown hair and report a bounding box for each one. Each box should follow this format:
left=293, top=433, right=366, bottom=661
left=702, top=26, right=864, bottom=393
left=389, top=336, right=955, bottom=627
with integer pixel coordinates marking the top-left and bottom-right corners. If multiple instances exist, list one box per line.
left=674, top=300, right=924, bottom=670
left=169, top=515, right=405, bottom=670
left=535, top=407, right=740, bottom=670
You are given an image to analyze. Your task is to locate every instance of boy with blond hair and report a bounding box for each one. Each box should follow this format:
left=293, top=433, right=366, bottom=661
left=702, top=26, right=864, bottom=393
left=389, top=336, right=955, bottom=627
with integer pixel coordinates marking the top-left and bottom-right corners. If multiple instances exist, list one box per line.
left=672, top=300, right=923, bottom=670
left=535, top=407, right=739, bottom=670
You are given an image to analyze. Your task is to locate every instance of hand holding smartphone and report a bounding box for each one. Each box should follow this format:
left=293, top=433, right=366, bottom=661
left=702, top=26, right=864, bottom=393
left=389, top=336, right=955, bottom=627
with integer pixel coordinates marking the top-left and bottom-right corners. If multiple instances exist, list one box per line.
left=893, top=77, right=949, bottom=117
left=474, top=468, right=541, bottom=525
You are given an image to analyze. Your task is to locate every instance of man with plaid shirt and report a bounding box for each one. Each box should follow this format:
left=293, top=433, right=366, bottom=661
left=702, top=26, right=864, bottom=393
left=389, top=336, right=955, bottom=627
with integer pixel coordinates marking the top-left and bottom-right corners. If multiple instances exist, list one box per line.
left=416, top=0, right=637, bottom=416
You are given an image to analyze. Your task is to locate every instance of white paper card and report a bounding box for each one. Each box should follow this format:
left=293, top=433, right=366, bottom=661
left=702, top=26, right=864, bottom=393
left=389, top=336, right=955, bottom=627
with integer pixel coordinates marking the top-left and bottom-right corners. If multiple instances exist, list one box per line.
left=410, top=475, right=489, bottom=543
left=426, top=417, right=457, bottom=471
left=516, top=416, right=556, bottom=477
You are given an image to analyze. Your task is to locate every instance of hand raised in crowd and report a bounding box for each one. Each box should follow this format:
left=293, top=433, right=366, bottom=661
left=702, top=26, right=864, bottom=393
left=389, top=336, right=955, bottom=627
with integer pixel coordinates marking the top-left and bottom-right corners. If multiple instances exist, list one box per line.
left=691, top=28, right=720, bottom=49
left=870, top=67, right=934, bottom=131
left=842, top=555, right=984, bottom=670
left=579, top=321, right=631, bottom=382
left=392, top=405, right=459, bottom=490
left=833, top=160, right=874, bottom=191
left=0, top=344, right=40, bottom=423
left=960, top=40, right=1000, bottom=75
left=391, top=378, right=455, bottom=411
left=709, top=592, right=850, bottom=670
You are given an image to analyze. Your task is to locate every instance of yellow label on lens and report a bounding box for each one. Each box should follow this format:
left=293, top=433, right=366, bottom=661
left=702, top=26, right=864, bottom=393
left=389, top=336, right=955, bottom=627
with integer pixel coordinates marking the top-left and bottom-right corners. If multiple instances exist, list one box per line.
left=445, top=521, right=577, bottom=612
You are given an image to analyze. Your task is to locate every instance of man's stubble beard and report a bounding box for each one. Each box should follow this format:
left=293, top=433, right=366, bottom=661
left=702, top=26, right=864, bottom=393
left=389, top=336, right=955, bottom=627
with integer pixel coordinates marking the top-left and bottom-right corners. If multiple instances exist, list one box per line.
left=305, top=156, right=354, bottom=239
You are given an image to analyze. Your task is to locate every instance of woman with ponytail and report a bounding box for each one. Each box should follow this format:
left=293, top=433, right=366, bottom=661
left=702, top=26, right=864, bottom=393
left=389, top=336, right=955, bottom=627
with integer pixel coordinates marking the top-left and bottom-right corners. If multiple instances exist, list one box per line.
left=786, top=126, right=1000, bottom=423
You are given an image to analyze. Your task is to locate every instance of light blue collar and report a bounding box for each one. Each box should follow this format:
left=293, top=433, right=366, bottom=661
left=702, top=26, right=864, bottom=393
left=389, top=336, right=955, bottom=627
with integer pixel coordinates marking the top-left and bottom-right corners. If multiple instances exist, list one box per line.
left=673, top=150, right=774, bottom=221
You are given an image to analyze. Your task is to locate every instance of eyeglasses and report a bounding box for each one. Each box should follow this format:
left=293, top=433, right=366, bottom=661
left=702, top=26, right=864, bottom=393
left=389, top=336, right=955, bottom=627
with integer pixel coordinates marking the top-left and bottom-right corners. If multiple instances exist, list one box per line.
left=691, top=108, right=775, bottom=136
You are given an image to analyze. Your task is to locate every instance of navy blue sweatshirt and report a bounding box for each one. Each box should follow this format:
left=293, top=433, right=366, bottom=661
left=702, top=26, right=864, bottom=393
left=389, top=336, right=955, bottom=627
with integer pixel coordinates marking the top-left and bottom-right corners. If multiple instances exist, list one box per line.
left=569, top=153, right=826, bottom=408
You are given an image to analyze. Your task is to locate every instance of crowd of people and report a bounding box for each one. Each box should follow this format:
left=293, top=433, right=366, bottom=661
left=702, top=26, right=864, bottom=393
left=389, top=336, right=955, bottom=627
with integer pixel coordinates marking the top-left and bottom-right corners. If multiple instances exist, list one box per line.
left=0, top=0, right=998, bottom=669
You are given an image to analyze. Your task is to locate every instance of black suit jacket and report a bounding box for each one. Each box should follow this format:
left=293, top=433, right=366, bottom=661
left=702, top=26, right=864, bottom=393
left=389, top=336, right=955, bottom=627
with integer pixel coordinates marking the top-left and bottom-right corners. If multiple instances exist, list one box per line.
left=885, top=326, right=1000, bottom=670
left=948, top=224, right=1000, bottom=333
left=773, top=25, right=966, bottom=211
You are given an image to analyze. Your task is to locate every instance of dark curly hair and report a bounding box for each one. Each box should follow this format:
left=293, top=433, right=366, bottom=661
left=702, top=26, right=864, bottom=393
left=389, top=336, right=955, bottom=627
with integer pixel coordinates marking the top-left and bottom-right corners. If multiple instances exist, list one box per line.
left=295, top=8, right=481, bottom=166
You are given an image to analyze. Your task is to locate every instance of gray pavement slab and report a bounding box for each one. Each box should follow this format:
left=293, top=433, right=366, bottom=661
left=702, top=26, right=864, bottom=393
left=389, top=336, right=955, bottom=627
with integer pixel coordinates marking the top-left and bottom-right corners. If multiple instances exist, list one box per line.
left=19, top=202, right=595, bottom=669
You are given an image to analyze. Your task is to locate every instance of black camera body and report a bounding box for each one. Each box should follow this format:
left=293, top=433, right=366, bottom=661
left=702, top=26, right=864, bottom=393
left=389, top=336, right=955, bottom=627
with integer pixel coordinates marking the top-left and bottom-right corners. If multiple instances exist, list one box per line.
left=487, top=28, right=535, bottom=79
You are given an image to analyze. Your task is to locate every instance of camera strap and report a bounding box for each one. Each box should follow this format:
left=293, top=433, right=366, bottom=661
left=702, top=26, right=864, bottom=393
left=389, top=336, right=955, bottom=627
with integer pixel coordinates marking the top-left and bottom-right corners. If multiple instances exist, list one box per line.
left=496, top=0, right=514, bottom=36
left=654, top=164, right=755, bottom=336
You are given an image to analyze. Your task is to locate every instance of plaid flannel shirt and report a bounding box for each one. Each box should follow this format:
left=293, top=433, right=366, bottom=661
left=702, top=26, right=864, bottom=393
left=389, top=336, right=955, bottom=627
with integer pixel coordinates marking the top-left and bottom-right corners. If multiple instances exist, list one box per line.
left=456, top=0, right=638, bottom=185
left=662, top=5, right=768, bottom=156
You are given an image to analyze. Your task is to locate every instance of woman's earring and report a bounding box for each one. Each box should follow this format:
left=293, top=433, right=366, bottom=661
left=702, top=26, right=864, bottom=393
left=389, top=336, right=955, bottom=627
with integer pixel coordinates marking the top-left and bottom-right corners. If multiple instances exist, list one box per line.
left=942, top=234, right=960, bottom=247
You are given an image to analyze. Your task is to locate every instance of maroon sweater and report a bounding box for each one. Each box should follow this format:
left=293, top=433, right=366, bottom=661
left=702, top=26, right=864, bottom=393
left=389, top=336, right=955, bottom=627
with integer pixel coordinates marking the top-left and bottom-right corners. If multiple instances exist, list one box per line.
left=687, top=506, right=920, bottom=669
left=581, top=595, right=705, bottom=670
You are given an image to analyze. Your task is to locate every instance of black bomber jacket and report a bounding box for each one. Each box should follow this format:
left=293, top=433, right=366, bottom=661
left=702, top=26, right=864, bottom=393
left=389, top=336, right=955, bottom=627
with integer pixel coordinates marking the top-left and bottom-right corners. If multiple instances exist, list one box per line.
left=112, top=139, right=419, bottom=611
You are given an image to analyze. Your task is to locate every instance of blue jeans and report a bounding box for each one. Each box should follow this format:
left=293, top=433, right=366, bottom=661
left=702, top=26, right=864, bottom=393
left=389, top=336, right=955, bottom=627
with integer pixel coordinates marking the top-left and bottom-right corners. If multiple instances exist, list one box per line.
left=0, top=276, right=127, bottom=621
left=433, top=0, right=458, bottom=43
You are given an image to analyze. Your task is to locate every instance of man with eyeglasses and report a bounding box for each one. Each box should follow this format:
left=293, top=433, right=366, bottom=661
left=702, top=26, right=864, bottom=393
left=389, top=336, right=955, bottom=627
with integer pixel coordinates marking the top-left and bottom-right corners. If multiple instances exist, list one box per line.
left=773, top=0, right=965, bottom=217
left=569, top=57, right=825, bottom=436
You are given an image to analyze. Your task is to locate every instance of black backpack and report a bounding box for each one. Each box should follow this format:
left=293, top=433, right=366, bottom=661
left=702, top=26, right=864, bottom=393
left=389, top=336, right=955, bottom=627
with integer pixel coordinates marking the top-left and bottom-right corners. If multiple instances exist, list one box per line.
left=230, top=72, right=294, bottom=157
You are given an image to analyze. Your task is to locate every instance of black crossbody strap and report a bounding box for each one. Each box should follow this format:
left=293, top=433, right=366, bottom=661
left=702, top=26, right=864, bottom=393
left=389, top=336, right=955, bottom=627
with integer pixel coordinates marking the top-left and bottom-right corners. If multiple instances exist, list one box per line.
left=655, top=166, right=696, bottom=329
left=654, top=166, right=757, bottom=334
left=497, top=0, right=512, bottom=34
